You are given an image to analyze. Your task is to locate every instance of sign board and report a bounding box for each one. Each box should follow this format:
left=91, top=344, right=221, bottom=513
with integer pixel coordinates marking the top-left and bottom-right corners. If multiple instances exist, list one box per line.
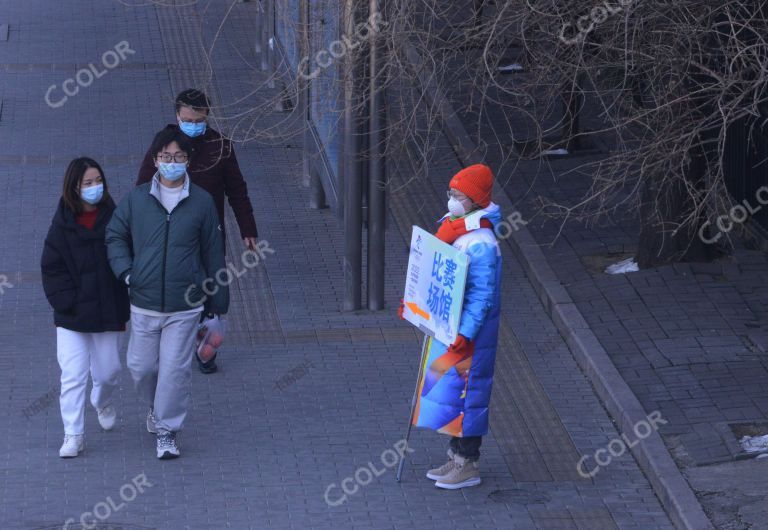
left=402, top=226, right=469, bottom=345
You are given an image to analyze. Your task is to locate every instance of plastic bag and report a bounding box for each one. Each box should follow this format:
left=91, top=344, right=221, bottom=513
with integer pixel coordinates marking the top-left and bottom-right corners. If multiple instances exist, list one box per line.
left=196, top=315, right=227, bottom=362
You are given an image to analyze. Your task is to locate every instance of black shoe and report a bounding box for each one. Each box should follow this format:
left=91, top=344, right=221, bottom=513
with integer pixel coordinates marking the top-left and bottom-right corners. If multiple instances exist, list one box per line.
left=197, top=352, right=218, bottom=374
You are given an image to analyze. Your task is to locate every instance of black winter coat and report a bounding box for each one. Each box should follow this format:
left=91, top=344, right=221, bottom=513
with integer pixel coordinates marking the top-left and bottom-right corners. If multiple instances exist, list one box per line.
left=41, top=198, right=130, bottom=332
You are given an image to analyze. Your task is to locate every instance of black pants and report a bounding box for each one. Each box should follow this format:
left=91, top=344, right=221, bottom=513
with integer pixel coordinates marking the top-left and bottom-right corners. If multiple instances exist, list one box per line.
left=450, top=436, right=482, bottom=461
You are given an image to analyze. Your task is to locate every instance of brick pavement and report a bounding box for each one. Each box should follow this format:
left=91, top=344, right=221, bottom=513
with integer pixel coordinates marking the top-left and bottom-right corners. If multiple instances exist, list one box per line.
left=0, top=1, right=672, bottom=528
left=438, top=1, right=768, bottom=524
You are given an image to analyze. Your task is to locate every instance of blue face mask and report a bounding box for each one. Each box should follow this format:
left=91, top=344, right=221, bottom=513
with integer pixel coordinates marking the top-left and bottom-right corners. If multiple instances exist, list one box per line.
left=158, top=162, right=187, bottom=181
left=179, top=120, right=206, bottom=138
left=81, top=183, right=104, bottom=205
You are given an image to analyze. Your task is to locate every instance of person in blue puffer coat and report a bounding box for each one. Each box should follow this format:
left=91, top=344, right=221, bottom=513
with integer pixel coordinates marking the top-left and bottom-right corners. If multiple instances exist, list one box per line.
left=400, top=164, right=502, bottom=490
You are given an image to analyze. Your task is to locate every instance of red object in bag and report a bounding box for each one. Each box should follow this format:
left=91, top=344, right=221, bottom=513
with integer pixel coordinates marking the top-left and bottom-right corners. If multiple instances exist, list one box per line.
left=197, top=316, right=227, bottom=362
left=199, top=344, right=217, bottom=362
left=209, top=333, right=224, bottom=349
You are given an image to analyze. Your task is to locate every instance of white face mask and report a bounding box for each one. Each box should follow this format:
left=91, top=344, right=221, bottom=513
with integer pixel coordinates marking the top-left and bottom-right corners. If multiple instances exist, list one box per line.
left=447, top=197, right=466, bottom=217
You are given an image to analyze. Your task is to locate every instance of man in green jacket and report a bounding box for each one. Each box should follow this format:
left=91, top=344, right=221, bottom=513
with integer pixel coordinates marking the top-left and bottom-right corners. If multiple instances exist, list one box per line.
left=106, top=128, right=229, bottom=459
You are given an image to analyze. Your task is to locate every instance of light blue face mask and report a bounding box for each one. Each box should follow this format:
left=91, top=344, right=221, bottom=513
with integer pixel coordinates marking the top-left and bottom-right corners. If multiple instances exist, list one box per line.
left=179, top=120, right=206, bottom=138
left=158, top=162, right=187, bottom=181
left=81, top=183, right=104, bottom=205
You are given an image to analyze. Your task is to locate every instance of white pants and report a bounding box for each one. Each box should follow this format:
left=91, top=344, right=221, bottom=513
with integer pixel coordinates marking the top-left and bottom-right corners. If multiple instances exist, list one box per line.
left=56, top=327, right=123, bottom=435
left=127, top=310, right=200, bottom=434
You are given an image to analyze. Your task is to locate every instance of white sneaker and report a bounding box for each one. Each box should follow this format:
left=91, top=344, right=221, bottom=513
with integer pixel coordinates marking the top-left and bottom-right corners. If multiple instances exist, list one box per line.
left=97, top=405, right=117, bottom=431
left=59, top=434, right=84, bottom=458
left=146, top=409, right=158, bottom=434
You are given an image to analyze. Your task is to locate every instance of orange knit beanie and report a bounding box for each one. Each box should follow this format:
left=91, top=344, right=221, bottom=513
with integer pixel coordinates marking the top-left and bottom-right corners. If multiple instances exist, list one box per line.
left=449, top=164, right=494, bottom=208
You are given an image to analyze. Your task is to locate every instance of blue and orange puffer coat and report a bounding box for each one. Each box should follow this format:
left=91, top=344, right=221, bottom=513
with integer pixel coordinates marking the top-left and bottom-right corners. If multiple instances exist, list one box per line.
left=414, top=202, right=502, bottom=437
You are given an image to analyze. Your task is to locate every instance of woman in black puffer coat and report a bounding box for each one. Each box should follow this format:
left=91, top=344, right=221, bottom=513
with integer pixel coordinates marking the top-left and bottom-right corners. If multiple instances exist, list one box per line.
left=41, top=157, right=129, bottom=458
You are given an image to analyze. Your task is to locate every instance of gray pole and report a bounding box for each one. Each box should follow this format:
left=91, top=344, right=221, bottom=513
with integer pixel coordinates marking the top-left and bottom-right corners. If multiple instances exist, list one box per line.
left=367, top=0, right=386, bottom=310
left=396, top=334, right=429, bottom=482
left=260, top=0, right=271, bottom=71
left=253, top=0, right=262, bottom=54
left=267, top=0, right=276, bottom=88
left=299, top=0, right=311, bottom=188
left=343, top=0, right=362, bottom=311
left=302, top=1, right=326, bottom=210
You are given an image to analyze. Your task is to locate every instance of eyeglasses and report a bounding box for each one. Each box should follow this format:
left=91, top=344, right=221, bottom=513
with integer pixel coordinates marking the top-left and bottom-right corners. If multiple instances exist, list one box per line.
left=156, top=153, right=189, bottom=163
left=447, top=190, right=467, bottom=200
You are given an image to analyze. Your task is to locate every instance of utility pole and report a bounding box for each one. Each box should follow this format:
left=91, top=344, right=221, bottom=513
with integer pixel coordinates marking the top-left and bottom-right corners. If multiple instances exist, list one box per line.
left=367, top=0, right=386, bottom=310
left=343, top=0, right=363, bottom=311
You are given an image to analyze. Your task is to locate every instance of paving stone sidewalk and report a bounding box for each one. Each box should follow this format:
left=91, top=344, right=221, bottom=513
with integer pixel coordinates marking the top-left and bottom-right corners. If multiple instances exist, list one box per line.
left=437, top=2, right=768, bottom=526
left=0, top=1, right=672, bottom=528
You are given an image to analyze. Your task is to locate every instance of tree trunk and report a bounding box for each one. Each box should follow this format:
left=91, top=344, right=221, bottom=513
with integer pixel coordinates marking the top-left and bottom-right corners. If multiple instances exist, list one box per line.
left=636, top=142, right=721, bottom=268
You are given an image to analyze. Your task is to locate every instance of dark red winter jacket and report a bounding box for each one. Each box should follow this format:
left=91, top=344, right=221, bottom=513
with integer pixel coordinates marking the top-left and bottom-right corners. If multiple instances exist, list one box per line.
left=136, top=124, right=258, bottom=242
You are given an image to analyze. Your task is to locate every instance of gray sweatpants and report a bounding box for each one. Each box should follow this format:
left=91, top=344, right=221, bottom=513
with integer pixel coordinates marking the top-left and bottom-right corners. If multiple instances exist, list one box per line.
left=127, top=310, right=200, bottom=434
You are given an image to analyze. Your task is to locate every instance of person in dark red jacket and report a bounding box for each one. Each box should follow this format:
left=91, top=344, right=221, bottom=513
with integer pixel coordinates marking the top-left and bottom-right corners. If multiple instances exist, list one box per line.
left=136, top=89, right=258, bottom=374
left=136, top=89, right=258, bottom=250
left=41, top=157, right=130, bottom=458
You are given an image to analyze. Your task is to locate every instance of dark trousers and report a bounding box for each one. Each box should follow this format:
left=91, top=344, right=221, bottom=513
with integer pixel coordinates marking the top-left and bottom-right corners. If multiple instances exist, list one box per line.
left=450, top=436, right=482, bottom=461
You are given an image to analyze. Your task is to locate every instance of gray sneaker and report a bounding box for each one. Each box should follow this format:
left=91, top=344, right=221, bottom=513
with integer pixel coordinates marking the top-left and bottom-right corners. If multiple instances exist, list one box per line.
left=156, top=433, right=180, bottom=459
left=146, top=409, right=158, bottom=434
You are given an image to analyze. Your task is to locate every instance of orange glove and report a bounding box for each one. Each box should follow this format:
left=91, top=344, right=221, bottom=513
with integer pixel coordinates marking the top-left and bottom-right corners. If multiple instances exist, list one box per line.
left=448, top=334, right=471, bottom=355
left=397, top=298, right=405, bottom=320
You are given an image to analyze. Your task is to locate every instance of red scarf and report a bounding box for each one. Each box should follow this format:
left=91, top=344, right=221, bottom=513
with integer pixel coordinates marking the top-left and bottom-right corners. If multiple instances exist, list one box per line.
left=435, top=216, right=493, bottom=244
